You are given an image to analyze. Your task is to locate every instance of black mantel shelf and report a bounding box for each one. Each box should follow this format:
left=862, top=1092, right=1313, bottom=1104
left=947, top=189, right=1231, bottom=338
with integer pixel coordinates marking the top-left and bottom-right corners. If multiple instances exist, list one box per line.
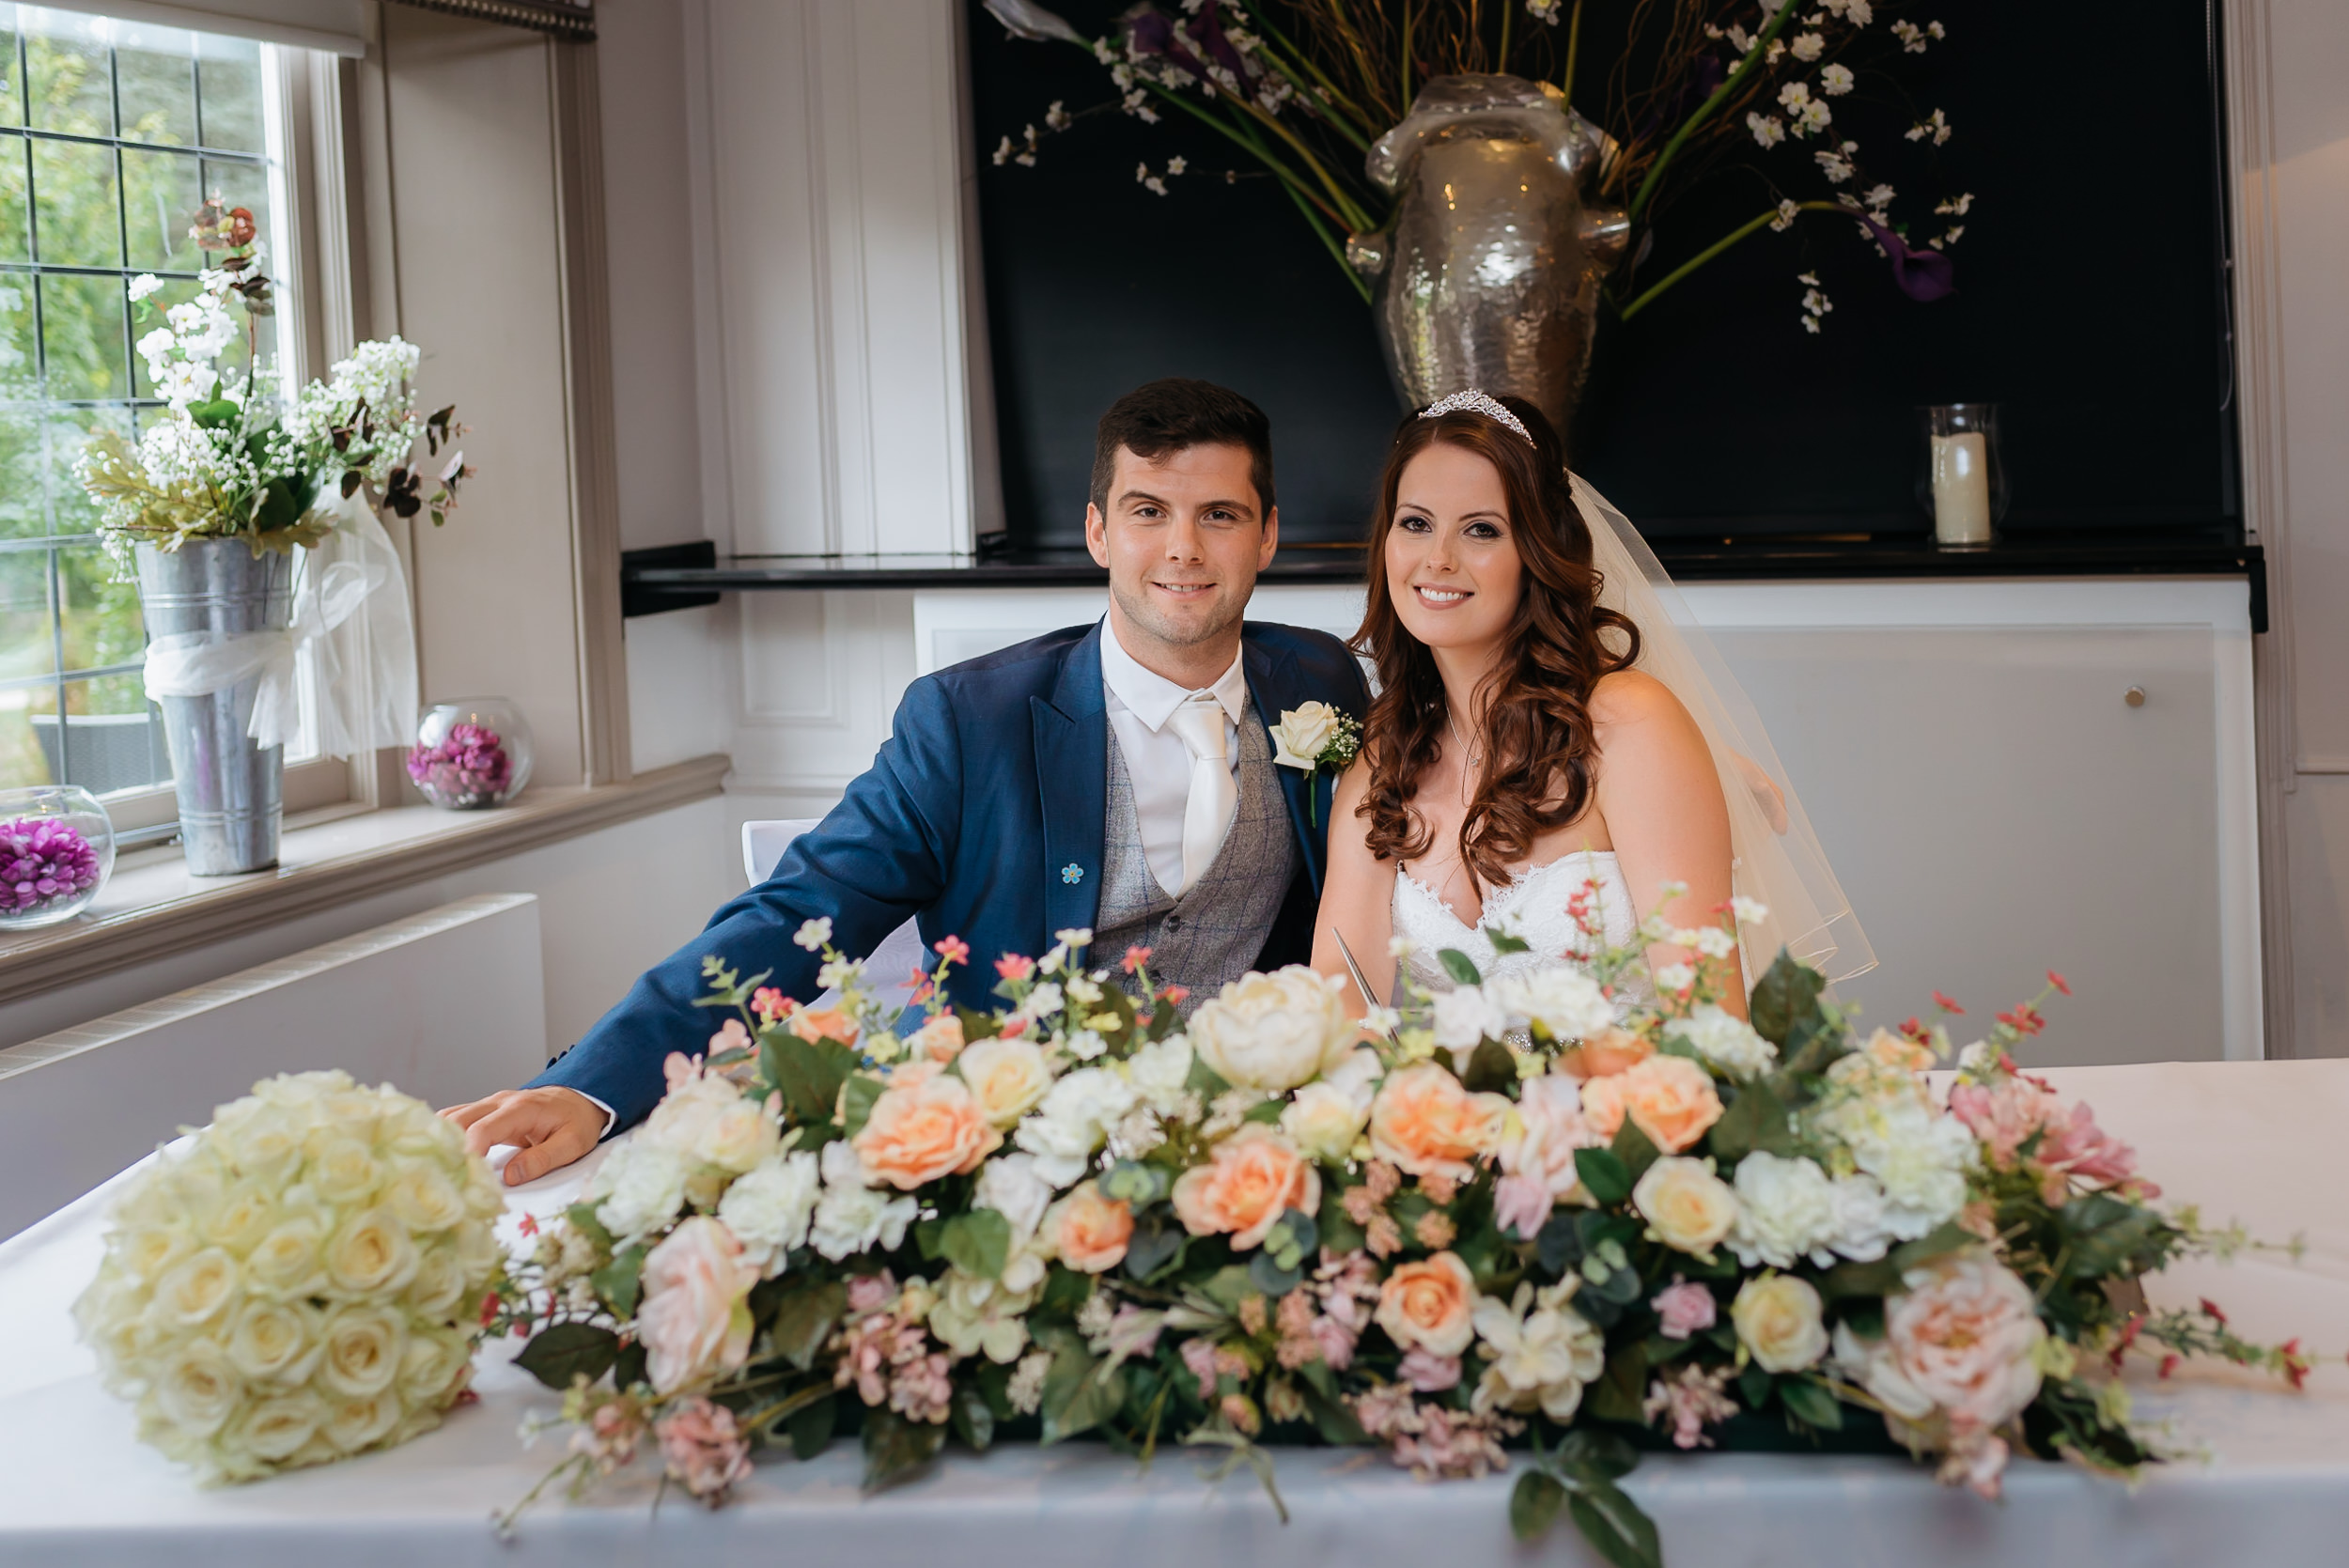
left=622, top=533, right=2267, bottom=632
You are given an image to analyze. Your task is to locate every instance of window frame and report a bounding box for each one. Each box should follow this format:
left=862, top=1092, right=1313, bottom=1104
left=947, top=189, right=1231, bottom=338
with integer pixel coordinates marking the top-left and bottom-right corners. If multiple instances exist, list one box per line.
left=0, top=17, right=362, bottom=841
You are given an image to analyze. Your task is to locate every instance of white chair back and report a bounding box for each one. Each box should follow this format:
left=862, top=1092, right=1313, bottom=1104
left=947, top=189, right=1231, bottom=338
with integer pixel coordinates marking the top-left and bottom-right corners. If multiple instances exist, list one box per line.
left=739, top=818, right=927, bottom=1016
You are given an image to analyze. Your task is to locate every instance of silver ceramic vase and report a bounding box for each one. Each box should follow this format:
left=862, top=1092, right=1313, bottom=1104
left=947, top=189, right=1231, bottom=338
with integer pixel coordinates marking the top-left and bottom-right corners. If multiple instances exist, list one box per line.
left=133, top=538, right=294, bottom=875
left=1348, top=75, right=1630, bottom=445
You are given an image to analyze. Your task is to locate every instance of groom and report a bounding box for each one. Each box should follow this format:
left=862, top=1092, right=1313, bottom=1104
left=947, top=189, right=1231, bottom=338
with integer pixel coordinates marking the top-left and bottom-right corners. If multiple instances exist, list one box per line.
left=448, top=379, right=1370, bottom=1182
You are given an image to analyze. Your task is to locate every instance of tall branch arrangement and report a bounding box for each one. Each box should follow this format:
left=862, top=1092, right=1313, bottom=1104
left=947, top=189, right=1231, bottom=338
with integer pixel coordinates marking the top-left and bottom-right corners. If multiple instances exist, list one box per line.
left=986, top=0, right=1970, bottom=330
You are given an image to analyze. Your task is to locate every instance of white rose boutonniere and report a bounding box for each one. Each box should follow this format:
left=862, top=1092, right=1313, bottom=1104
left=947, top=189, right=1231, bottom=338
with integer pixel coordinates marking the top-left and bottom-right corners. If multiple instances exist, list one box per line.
left=1267, top=701, right=1361, bottom=824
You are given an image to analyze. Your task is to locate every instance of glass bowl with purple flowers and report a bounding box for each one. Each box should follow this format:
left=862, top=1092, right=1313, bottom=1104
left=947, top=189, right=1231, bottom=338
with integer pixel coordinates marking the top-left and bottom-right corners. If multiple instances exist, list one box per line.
left=0, top=784, right=116, bottom=930
left=407, top=699, right=535, bottom=811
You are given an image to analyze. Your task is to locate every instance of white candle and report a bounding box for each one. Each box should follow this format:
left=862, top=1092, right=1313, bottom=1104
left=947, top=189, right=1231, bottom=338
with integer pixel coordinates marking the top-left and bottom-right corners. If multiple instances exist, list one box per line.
left=1931, top=431, right=1992, bottom=546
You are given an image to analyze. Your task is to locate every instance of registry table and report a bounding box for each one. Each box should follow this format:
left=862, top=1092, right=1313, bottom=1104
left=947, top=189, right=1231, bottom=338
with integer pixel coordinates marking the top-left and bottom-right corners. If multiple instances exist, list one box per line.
left=3, top=1060, right=2345, bottom=1568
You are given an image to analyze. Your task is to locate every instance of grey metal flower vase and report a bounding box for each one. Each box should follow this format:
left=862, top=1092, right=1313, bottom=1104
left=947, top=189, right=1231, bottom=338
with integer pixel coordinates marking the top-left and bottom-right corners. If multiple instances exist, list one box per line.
left=133, top=538, right=294, bottom=875
left=1348, top=75, right=1631, bottom=444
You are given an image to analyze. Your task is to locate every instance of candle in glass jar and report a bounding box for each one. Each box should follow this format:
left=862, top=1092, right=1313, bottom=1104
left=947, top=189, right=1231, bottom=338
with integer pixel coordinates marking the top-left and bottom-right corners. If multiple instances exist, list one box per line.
left=1931, top=431, right=1993, bottom=546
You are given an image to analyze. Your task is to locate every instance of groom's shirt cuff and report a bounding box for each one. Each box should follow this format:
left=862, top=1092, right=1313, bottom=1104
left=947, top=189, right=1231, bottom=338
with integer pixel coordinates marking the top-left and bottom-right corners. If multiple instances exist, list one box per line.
left=569, top=1089, right=618, bottom=1140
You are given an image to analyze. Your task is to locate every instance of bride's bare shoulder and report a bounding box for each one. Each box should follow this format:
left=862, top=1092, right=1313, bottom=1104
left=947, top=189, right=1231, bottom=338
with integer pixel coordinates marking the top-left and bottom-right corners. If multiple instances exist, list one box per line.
left=1589, top=668, right=1692, bottom=730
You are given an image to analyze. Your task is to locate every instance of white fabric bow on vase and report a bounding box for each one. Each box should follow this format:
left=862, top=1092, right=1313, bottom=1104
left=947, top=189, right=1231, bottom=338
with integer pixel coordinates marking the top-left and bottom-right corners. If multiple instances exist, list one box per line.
left=139, top=489, right=420, bottom=756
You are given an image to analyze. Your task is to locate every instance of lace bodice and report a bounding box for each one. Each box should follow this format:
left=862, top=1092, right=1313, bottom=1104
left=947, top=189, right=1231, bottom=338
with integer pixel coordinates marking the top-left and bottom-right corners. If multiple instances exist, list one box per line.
left=1392, top=850, right=1655, bottom=1012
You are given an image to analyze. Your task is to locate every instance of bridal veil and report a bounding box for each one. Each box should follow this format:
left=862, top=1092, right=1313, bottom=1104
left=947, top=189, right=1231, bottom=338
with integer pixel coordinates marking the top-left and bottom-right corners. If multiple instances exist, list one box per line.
left=1572, top=474, right=1876, bottom=984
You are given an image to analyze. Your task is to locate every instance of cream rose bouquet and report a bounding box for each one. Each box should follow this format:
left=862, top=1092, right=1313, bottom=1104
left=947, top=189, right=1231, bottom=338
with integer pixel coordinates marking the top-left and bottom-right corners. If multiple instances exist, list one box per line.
left=498, top=897, right=2314, bottom=1567
left=72, top=1070, right=508, bottom=1484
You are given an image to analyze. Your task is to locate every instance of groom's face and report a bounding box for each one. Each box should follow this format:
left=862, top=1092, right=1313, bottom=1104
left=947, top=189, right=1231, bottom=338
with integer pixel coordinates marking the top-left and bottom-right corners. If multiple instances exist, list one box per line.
left=1087, top=442, right=1279, bottom=664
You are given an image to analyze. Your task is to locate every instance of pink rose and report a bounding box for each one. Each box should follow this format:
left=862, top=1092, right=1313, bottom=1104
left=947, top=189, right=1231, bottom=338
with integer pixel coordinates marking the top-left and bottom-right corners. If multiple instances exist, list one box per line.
left=1651, top=1277, right=1717, bottom=1340
left=1884, top=1250, right=2045, bottom=1435
left=656, top=1396, right=752, bottom=1502
left=637, top=1217, right=759, bottom=1393
left=2034, top=1101, right=2152, bottom=1197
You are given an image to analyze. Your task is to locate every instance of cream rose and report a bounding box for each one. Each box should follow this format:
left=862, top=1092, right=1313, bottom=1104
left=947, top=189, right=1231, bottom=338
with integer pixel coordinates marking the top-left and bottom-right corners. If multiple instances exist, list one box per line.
left=230, top=1390, right=326, bottom=1466
left=1170, top=1124, right=1320, bottom=1250
left=153, top=1337, right=242, bottom=1437
left=323, top=1206, right=420, bottom=1297
left=1367, top=1063, right=1511, bottom=1180
left=638, top=1216, right=760, bottom=1394
left=320, top=1389, right=401, bottom=1455
left=1188, top=966, right=1354, bottom=1092
left=152, top=1247, right=241, bottom=1329
left=851, top=1071, right=1003, bottom=1189
left=1046, top=1181, right=1134, bottom=1274
left=696, top=1096, right=782, bottom=1175
left=1268, top=702, right=1341, bottom=768
left=1631, top=1156, right=1738, bottom=1255
left=957, top=1036, right=1054, bottom=1128
left=306, top=1136, right=383, bottom=1206
left=317, top=1304, right=406, bottom=1398
left=226, top=1297, right=322, bottom=1386
left=382, top=1157, right=468, bottom=1234
left=1579, top=1055, right=1724, bottom=1154
left=1376, top=1250, right=1477, bottom=1358
left=1732, top=1273, right=1828, bottom=1372
left=201, top=1180, right=278, bottom=1255
left=1282, top=1079, right=1371, bottom=1164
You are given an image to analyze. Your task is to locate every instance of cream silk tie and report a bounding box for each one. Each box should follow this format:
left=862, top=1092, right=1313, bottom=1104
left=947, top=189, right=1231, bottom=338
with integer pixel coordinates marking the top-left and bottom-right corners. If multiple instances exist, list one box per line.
left=1166, top=693, right=1237, bottom=894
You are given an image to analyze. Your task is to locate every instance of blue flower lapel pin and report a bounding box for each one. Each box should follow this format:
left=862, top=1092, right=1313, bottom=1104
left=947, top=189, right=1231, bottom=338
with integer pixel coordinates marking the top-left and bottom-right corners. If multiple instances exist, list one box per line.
left=1061, top=862, right=1084, bottom=885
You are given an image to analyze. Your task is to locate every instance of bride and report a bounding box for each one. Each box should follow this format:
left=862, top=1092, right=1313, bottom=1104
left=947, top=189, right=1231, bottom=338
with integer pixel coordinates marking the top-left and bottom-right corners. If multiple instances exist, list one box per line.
left=1313, top=390, right=1870, bottom=1014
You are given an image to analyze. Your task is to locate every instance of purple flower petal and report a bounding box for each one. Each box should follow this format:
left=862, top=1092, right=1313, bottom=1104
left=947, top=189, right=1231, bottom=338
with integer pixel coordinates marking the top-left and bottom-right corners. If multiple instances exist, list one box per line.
left=1854, top=212, right=1956, bottom=303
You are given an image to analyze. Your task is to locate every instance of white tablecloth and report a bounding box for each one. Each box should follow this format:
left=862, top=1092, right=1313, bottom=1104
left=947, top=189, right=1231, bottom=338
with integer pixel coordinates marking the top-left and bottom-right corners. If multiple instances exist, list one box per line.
left=4, top=1060, right=2346, bottom=1568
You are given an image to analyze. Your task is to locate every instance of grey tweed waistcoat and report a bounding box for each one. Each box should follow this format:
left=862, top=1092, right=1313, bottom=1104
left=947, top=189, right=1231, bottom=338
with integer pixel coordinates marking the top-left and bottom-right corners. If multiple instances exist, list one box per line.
left=1094, top=695, right=1297, bottom=1017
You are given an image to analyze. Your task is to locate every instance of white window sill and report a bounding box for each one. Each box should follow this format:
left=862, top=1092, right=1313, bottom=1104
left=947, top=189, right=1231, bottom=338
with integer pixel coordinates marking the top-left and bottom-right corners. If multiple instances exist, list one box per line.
left=0, top=753, right=732, bottom=1004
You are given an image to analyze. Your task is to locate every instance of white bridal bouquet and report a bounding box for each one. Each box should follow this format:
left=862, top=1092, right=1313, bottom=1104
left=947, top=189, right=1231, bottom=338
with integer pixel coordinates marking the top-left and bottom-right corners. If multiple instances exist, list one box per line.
left=72, top=1071, right=508, bottom=1483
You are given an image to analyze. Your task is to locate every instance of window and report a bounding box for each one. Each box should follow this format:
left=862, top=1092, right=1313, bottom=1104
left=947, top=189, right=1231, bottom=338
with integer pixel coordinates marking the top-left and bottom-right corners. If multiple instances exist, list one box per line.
left=0, top=5, right=336, bottom=836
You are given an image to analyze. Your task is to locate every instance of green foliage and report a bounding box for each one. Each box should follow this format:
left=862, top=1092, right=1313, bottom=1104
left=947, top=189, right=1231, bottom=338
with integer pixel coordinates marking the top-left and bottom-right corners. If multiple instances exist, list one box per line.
left=1438, top=947, right=1483, bottom=987
left=1747, top=951, right=1828, bottom=1048
left=1575, top=1147, right=1634, bottom=1206
left=862, top=1408, right=947, bottom=1493
left=784, top=1392, right=836, bottom=1459
left=762, top=1032, right=856, bottom=1126
left=951, top=1384, right=996, bottom=1452
left=1462, top=1038, right=1517, bottom=1093
left=940, top=1209, right=1013, bottom=1281
left=768, top=1279, right=848, bottom=1372
left=1610, top=1118, right=1662, bottom=1184
left=1039, top=1337, right=1125, bottom=1444
left=590, top=1245, right=647, bottom=1319
left=1100, top=1159, right=1171, bottom=1206
left=1515, top=1432, right=1658, bottom=1568
left=512, top=1323, right=619, bottom=1390
left=1706, top=1077, right=1797, bottom=1163
left=1778, top=1377, right=1844, bottom=1431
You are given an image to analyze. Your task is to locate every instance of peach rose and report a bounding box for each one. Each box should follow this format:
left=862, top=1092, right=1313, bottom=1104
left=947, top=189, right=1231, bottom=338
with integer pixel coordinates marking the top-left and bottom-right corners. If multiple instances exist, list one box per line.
left=637, top=1217, right=759, bottom=1393
left=1367, top=1063, right=1511, bottom=1181
left=851, top=1072, right=1002, bottom=1190
left=792, top=1007, right=861, bottom=1048
left=1578, top=1055, right=1723, bottom=1154
left=1170, top=1125, right=1320, bottom=1250
left=907, top=1013, right=965, bottom=1063
left=1557, top=1026, right=1655, bottom=1081
left=1883, top=1250, right=2045, bottom=1432
left=1047, top=1181, right=1134, bottom=1274
left=1375, top=1250, right=1476, bottom=1358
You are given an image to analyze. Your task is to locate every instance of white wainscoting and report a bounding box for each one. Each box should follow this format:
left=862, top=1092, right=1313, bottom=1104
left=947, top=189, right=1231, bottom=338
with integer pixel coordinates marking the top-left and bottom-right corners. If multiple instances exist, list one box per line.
left=0, top=894, right=547, bottom=1241
left=910, top=579, right=2261, bottom=1066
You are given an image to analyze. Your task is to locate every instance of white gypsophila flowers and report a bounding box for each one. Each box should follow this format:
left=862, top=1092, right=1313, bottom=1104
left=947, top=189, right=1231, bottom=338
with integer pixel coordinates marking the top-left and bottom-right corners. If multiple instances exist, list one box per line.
left=72, top=1070, right=502, bottom=1484
left=1666, top=1003, right=1779, bottom=1080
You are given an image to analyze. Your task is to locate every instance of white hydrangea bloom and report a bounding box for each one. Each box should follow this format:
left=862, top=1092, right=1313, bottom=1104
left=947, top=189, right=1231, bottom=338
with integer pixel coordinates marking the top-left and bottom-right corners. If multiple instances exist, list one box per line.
left=1490, top=966, right=1613, bottom=1042
left=591, top=1140, right=692, bottom=1242
left=1728, top=1151, right=1841, bottom=1268
left=1013, top=1068, right=1138, bottom=1187
left=972, top=1152, right=1053, bottom=1242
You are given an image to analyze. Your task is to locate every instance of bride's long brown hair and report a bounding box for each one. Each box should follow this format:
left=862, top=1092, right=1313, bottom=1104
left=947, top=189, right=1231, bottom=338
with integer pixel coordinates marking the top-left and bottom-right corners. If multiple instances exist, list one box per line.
left=1352, top=396, right=1641, bottom=896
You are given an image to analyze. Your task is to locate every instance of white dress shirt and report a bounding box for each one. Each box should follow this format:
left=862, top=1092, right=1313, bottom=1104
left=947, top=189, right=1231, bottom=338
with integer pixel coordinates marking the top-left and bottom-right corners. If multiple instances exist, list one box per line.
left=1099, top=616, right=1248, bottom=896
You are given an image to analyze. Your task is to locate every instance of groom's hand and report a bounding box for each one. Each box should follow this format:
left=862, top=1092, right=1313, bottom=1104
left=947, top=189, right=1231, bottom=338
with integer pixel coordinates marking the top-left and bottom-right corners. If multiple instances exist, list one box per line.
left=442, top=1087, right=604, bottom=1186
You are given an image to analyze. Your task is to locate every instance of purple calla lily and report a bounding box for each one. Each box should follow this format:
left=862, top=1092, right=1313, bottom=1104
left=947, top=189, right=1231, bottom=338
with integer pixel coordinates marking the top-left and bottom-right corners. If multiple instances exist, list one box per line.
left=1854, top=212, right=1957, bottom=303
left=1183, top=0, right=1258, bottom=94
left=1125, top=7, right=1210, bottom=82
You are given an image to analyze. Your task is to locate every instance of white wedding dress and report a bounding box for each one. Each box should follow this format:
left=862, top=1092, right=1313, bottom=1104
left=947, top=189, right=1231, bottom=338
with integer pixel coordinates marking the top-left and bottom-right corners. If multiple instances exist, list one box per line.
left=1392, top=850, right=1657, bottom=1013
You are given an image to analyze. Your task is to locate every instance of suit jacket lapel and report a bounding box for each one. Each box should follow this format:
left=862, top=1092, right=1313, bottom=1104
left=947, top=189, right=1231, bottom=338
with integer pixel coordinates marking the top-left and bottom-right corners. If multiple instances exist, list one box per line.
left=1242, top=633, right=1335, bottom=896
left=1034, top=624, right=1108, bottom=939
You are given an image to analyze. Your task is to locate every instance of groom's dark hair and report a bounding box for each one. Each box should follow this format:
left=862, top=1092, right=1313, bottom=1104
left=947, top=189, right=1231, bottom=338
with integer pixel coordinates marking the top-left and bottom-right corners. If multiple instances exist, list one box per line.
left=1090, top=379, right=1276, bottom=519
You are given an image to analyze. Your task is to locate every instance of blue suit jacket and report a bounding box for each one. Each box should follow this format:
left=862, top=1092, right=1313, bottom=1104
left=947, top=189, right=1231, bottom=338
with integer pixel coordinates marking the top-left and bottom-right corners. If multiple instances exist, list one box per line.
left=530, top=620, right=1371, bottom=1130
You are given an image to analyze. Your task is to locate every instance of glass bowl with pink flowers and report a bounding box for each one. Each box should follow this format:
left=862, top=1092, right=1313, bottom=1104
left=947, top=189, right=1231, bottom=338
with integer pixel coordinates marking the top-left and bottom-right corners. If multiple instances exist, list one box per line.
left=407, top=699, right=534, bottom=810
left=0, top=784, right=116, bottom=930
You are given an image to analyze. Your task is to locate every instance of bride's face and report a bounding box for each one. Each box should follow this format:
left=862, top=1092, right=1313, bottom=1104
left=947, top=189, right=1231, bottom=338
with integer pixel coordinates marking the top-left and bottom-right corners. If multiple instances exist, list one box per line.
left=1385, top=442, right=1520, bottom=656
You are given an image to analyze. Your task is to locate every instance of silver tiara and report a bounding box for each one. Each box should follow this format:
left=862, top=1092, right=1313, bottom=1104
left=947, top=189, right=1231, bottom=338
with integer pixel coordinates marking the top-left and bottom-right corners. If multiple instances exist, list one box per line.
left=1419, top=388, right=1533, bottom=446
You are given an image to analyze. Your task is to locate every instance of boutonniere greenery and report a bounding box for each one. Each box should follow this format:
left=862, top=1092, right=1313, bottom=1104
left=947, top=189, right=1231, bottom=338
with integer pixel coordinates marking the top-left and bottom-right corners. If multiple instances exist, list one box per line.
left=1268, top=702, right=1362, bottom=825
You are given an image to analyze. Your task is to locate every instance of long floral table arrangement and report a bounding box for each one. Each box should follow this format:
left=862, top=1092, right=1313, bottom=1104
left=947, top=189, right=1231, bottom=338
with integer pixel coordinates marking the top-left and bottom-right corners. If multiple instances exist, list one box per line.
left=72, top=886, right=2313, bottom=1568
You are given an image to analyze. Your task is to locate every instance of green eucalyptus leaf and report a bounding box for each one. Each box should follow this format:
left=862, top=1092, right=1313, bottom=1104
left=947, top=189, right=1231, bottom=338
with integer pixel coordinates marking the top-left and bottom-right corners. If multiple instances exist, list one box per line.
left=1463, top=1038, right=1517, bottom=1094
left=786, top=1391, right=836, bottom=1459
